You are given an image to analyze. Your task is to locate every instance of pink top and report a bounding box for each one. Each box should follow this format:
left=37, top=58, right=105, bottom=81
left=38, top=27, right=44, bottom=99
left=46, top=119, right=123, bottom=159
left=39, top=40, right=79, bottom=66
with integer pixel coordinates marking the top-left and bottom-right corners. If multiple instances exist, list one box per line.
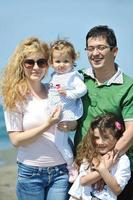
left=4, top=95, right=66, bottom=167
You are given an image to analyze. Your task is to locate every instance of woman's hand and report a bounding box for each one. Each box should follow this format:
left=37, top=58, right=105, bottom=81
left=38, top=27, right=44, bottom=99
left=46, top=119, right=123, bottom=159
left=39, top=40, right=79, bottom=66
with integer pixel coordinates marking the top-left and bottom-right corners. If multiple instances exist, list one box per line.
left=8, top=106, right=62, bottom=147
left=47, top=106, right=61, bottom=126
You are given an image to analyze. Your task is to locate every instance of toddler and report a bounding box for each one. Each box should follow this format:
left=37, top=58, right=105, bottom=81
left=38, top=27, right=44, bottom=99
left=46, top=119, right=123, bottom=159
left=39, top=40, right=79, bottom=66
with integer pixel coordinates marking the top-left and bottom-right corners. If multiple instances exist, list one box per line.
left=48, top=39, right=87, bottom=182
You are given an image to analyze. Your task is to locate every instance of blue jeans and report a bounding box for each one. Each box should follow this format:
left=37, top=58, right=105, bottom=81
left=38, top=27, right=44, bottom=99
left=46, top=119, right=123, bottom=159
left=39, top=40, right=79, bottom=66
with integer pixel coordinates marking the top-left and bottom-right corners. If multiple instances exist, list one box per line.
left=16, top=162, right=70, bottom=200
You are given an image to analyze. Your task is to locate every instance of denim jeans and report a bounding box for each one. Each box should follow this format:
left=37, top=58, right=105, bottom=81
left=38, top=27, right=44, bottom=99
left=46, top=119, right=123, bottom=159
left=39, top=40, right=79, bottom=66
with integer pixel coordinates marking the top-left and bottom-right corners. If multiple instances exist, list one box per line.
left=16, top=162, right=70, bottom=200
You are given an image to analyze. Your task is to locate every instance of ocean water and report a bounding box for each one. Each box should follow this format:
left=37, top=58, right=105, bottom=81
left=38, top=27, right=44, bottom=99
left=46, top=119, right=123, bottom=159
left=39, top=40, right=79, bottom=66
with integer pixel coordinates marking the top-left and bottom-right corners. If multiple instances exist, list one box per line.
left=0, top=105, right=12, bottom=150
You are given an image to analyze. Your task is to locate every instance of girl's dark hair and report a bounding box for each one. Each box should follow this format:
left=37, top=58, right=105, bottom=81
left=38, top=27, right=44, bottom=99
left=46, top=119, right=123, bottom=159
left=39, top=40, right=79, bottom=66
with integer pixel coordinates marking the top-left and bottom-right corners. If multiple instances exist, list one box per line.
left=90, top=113, right=124, bottom=140
left=75, top=113, right=124, bottom=168
left=86, top=25, right=117, bottom=49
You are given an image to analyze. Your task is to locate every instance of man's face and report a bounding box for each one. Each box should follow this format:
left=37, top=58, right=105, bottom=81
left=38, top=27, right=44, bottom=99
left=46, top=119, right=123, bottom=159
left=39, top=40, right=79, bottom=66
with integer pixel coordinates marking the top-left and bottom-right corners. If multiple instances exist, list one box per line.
left=86, top=36, right=118, bottom=70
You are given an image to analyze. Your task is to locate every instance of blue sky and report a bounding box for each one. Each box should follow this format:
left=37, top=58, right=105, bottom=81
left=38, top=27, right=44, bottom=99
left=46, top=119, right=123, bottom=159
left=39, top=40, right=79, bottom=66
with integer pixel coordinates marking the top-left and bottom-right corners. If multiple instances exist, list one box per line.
left=0, top=0, right=133, bottom=81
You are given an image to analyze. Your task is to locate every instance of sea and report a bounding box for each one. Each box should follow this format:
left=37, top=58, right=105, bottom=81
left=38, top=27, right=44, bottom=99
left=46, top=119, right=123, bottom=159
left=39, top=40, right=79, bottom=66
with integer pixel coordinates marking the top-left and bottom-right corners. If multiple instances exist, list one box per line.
left=0, top=105, right=12, bottom=151
left=0, top=105, right=13, bottom=166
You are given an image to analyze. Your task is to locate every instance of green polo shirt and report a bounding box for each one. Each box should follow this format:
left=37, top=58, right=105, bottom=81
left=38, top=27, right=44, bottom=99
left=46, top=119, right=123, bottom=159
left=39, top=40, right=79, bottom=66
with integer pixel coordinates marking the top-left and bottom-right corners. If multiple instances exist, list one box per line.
left=74, top=67, right=133, bottom=170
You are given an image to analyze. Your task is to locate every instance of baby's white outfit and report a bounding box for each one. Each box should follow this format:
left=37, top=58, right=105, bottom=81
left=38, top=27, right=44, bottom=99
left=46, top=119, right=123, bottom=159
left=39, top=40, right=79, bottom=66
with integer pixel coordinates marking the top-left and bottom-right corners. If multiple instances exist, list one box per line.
left=69, top=154, right=131, bottom=200
left=48, top=69, right=87, bottom=174
left=48, top=70, right=87, bottom=121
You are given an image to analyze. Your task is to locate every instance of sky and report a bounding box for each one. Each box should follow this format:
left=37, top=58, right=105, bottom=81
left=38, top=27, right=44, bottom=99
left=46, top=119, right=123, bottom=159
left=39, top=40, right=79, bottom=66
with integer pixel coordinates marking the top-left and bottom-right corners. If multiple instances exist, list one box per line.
left=0, top=0, right=133, bottom=82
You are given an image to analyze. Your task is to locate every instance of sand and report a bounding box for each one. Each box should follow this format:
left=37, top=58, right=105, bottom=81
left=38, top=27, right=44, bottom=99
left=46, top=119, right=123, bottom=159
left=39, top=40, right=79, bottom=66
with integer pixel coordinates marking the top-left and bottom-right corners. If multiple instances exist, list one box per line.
left=0, top=147, right=17, bottom=200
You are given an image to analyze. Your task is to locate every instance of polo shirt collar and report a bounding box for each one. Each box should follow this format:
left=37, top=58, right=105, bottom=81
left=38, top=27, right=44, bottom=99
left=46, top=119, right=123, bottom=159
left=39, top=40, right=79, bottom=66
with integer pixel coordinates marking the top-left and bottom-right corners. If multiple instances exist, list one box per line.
left=83, top=64, right=123, bottom=85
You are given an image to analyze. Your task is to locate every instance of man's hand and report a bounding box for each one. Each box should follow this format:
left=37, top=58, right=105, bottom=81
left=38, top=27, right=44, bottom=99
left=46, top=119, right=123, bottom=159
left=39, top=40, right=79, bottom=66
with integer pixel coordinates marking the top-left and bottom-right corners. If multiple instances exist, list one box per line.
left=57, top=120, right=77, bottom=132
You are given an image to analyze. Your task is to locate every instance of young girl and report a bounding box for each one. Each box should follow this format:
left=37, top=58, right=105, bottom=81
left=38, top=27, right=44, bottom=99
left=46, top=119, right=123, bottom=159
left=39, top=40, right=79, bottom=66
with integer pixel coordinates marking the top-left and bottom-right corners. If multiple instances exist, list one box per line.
left=48, top=39, right=87, bottom=182
left=69, top=113, right=131, bottom=200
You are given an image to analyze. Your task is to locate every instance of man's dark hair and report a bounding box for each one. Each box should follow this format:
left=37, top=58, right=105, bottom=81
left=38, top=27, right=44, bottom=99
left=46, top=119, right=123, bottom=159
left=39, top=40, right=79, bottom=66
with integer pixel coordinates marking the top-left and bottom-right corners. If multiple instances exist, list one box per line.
left=86, top=25, right=117, bottom=49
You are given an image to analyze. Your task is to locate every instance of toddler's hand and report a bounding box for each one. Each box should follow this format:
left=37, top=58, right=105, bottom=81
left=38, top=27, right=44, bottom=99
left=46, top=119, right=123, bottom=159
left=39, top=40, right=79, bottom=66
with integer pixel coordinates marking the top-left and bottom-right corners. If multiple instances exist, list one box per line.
left=55, top=84, right=66, bottom=96
left=57, top=88, right=67, bottom=96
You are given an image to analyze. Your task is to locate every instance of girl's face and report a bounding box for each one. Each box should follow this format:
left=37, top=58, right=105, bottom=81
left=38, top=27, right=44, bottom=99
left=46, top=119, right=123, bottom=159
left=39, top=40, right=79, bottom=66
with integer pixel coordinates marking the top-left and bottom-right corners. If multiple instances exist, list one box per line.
left=93, top=128, right=117, bottom=155
left=52, top=50, right=73, bottom=74
left=23, top=52, right=48, bottom=82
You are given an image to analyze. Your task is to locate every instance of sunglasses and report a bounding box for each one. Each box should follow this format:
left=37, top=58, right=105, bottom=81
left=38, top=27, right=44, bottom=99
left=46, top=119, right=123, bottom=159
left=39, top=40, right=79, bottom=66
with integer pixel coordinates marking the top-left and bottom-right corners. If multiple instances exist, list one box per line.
left=24, top=58, right=48, bottom=69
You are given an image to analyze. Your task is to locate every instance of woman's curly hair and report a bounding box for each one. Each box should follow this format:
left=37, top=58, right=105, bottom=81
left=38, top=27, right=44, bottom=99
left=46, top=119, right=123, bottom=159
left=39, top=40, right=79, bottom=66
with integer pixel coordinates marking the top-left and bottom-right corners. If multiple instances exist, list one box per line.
left=0, top=37, right=49, bottom=110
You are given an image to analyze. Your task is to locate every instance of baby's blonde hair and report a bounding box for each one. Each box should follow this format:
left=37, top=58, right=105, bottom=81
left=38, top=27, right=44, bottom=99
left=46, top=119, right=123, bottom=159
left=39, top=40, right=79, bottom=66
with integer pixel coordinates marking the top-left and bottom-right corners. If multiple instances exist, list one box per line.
left=0, top=37, right=49, bottom=110
left=49, top=39, right=79, bottom=64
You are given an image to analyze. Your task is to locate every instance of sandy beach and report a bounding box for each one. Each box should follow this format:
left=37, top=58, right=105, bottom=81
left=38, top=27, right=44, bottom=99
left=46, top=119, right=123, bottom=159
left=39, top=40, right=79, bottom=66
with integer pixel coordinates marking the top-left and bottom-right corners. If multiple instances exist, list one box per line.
left=0, top=147, right=17, bottom=200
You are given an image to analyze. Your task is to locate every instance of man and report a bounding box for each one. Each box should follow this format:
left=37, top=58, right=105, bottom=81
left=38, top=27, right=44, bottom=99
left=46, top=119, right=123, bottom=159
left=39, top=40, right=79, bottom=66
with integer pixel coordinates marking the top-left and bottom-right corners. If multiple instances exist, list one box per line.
left=74, top=25, right=133, bottom=200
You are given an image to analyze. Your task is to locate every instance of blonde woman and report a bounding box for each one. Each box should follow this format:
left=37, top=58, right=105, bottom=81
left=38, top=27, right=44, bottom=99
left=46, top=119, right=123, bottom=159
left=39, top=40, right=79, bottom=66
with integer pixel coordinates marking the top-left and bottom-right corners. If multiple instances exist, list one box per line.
left=0, top=37, right=70, bottom=200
